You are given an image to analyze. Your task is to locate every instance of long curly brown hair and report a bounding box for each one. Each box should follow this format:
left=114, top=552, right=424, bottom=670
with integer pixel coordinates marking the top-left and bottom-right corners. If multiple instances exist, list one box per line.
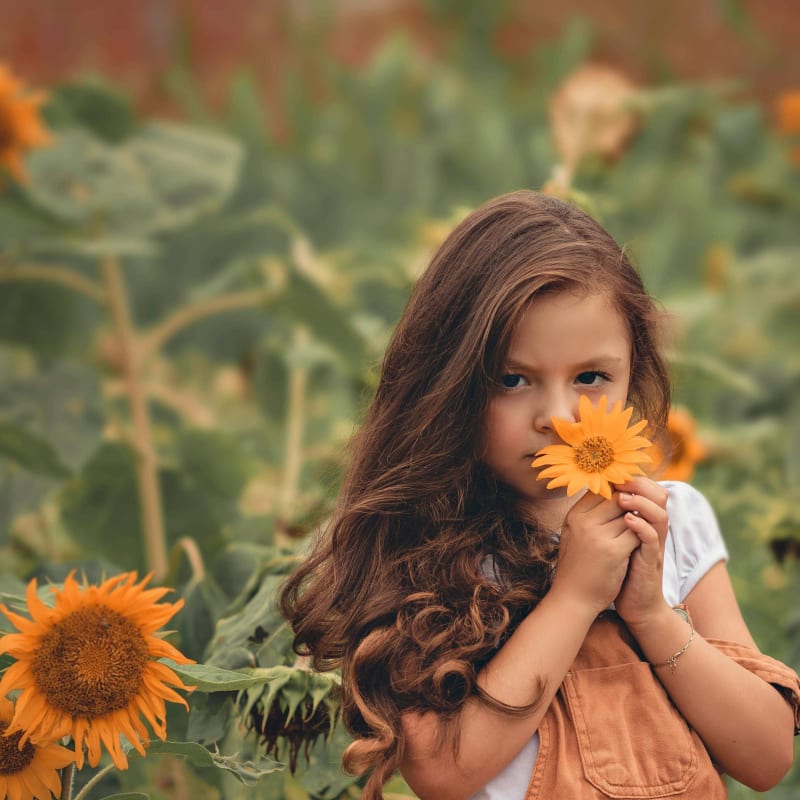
left=279, top=191, right=671, bottom=798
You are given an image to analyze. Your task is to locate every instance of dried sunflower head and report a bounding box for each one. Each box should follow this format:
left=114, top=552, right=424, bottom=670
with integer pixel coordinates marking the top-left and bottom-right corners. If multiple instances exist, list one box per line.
left=242, top=665, right=340, bottom=773
left=549, top=63, right=639, bottom=171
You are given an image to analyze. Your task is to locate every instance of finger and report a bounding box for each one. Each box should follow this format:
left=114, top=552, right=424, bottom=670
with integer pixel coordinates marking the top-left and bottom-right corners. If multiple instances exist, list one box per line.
left=570, top=494, right=626, bottom=525
left=615, top=477, right=668, bottom=508
left=618, top=492, right=667, bottom=532
left=570, top=490, right=612, bottom=513
left=623, top=514, right=663, bottom=565
left=616, top=528, right=642, bottom=557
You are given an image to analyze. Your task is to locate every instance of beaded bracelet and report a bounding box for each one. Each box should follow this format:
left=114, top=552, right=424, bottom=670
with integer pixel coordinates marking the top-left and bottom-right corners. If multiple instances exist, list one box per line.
left=650, top=606, right=695, bottom=674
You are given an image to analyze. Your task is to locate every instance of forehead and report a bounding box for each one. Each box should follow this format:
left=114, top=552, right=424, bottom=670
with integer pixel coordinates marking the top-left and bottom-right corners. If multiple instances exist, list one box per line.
left=507, top=290, right=631, bottom=367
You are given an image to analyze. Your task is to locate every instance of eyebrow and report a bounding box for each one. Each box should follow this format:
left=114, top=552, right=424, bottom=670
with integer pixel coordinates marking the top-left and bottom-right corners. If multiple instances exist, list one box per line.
left=504, top=355, right=627, bottom=371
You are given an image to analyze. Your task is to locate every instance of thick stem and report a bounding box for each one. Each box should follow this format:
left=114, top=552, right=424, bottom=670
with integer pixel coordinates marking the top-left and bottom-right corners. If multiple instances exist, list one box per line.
left=0, top=261, right=106, bottom=303
left=176, top=536, right=206, bottom=582
left=100, top=254, right=168, bottom=581
left=277, top=328, right=309, bottom=547
left=139, top=289, right=273, bottom=362
left=59, top=763, right=75, bottom=800
left=72, top=763, right=115, bottom=800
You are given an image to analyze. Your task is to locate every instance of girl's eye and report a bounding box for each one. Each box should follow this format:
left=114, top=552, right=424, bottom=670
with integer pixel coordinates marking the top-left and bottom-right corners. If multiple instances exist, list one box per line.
left=575, top=371, right=610, bottom=387
left=500, top=374, right=528, bottom=389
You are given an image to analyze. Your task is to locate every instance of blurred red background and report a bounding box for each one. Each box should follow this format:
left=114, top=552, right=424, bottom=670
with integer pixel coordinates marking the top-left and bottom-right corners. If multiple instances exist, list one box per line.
left=1, top=0, right=798, bottom=130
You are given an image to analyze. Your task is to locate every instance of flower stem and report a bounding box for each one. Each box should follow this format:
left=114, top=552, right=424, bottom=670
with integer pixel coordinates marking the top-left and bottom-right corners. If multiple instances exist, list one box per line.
left=100, top=254, right=168, bottom=581
left=138, top=289, right=275, bottom=362
left=59, top=763, right=75, bottom=800
left=177, top=536, right=205, bottom=582
left=277, top=327, right=309, bottom=547
left=0, top=261, right=106, bottom=304
left=72, top=763, right=115, bottom=800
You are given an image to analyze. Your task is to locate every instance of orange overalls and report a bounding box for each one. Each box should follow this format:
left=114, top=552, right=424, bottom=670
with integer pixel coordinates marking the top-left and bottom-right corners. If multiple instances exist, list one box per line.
left=525, top=611, right=800, bottom=799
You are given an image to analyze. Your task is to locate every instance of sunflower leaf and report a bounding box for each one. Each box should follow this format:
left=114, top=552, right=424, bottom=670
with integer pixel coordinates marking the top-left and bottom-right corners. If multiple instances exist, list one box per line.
left=0, top=419, right=71, bottom=478
left=161, top=660, right=268, bottom=692
left=98, top=794, right=150, bottom=800
left=142, top=740, right=282, bottom=784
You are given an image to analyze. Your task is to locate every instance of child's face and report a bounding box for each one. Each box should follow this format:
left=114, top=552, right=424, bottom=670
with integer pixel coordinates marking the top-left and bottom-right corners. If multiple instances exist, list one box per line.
left=483, top=289, right=632, bottom=518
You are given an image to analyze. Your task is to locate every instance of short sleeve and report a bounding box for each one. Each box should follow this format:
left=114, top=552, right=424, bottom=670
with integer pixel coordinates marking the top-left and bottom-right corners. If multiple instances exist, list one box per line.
left=707, top=638, right=800, bottom=734
left=662, top=481, right=729, bottom=602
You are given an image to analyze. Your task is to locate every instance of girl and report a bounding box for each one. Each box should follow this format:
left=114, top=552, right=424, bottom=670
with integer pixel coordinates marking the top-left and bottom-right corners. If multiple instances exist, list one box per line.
left=280, top=191, right=799, bottom=799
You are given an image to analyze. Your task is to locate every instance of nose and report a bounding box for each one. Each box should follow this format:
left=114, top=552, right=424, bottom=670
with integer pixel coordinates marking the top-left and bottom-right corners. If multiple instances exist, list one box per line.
left=533, top=389, right=577, bottom=435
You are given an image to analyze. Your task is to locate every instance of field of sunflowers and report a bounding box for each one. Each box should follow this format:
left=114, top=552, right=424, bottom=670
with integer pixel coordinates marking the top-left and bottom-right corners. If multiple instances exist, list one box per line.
left=0, top=7, right=798, bottom=800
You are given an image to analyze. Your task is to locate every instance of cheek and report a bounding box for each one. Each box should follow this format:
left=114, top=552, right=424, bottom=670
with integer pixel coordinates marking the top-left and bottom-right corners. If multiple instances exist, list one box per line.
left=483, top=398, right=520, bottom=445
left=481, top=400, right=506, bottom=450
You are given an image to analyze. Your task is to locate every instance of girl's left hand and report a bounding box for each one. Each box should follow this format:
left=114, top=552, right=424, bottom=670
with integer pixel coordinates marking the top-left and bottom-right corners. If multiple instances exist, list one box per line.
left=612, top=477, right=670, bottom=627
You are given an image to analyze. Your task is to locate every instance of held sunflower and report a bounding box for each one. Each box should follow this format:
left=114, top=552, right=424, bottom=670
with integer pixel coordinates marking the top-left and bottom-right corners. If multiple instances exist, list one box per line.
left=531, top=394, right=652, bottom=500
left=0, top=696, right=74, bottom=800
left=0, top=63, right=52, bottom=183
left=0, top=572, right=194, bottom=771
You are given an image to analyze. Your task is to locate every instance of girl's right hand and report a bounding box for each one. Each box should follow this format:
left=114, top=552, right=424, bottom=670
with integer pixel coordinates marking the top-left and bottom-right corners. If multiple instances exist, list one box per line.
left=550, top=491, right=641, bottom=616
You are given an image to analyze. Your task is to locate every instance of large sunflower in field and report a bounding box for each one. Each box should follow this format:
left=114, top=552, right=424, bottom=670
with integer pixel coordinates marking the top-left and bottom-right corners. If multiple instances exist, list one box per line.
left=0, top=63, right=51, bottom=182
left=0, top=571, right=193, bottom=770
left=532, top=394, right=652, bottom=500
left=0, top=696, right=74, bottom=800
left=647, top=406, right=708, bottom=482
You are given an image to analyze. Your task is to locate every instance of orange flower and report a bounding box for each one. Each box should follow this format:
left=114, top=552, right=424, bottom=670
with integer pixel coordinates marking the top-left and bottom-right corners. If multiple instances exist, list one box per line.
left=0, top=64, right=52, bottom=182
left=0, top=572, right=194, bottom=771
left=647, top=407, right=708, bottom=482
left=531, top=395, right=652, bottom=500
left=0, top=695, right=74, bottom=800
left=776, top=90, right=800, bottom=136
left=776, top=90, right=800, bottom=165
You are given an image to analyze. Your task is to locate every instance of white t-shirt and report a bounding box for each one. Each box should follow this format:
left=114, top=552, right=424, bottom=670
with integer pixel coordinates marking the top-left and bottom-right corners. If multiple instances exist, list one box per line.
left=470, top=481, right=729, bottom=800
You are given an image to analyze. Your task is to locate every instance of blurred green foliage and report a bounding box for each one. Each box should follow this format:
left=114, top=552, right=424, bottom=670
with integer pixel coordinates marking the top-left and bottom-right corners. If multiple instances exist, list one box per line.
left=0, top=6, right=798, bottom=798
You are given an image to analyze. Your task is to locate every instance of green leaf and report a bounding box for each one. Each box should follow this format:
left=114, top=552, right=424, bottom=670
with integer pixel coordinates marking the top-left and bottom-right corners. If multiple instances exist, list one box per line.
left=60, top=430, right=252, bottom=572
left=23, top=124, right=243, bottom=238
left=186, top=691, right=235, bottom=745
left=172, top=575, right=230, bottom=662
left=59, top=442, right=145, bottom=570
left=0, top=360, right=103, bottom=541
left=162, top=428, right=253, bottom=560
left=99, top=794, right=150, bottom=800
left=269, top=270, right=367, bottom=373
left=23, top=129, right=157, bottom=230
left=164, top=660, right=268, bottom=693
left=204, top=572, right=291, bottom=670
left=142, top=740, right=282, bottom=785
left=47, top=78, right=137, bottom=143
left=238, top=666, right=341, bottom=728
left=123, top=123, right=243, bottom=231
left=0, top=420, right=71, bottom=478
left=0, top=280, right=93, bottom=359
left=668, top=351, right=761, bottom=396
left=295, top=722, right=360, bottom=800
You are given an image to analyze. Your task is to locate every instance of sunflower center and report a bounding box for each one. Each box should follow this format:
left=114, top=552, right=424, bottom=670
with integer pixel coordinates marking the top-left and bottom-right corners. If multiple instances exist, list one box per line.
left=0, top=722, right=36, bottom=775
left=574, top=435, right=615, bottom=472
left=32, top=604, right=150, bottom=718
